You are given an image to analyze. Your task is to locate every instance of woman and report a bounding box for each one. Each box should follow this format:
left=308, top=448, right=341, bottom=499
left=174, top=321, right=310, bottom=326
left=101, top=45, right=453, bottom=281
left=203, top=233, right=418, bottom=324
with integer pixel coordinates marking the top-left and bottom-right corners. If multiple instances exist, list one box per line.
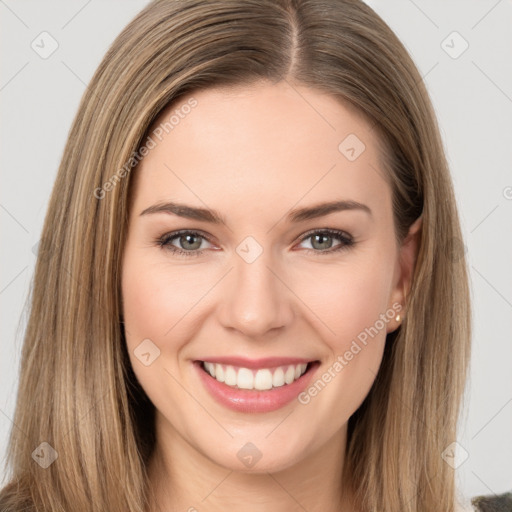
left=0, top=0, right=502, bottom=510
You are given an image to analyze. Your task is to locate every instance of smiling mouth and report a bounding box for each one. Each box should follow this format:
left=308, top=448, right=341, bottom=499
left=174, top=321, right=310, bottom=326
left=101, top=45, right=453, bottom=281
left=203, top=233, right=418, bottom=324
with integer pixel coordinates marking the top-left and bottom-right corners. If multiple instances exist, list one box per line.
left=198, top=360, right=318, bottom=391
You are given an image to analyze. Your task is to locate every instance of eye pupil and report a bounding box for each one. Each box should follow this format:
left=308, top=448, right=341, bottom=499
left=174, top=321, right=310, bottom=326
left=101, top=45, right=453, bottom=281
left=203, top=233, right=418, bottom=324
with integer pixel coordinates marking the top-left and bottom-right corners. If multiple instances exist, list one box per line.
left=160, top=229, right=352, bottom=257
left=180, top=234, right=202, bottom=250
left=312, top=233, right=333, bottom=250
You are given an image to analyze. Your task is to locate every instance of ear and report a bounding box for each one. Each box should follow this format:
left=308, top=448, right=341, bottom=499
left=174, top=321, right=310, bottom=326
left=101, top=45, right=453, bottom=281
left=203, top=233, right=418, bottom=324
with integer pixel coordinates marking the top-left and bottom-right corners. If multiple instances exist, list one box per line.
left=386, top=215, right=422, bottom=332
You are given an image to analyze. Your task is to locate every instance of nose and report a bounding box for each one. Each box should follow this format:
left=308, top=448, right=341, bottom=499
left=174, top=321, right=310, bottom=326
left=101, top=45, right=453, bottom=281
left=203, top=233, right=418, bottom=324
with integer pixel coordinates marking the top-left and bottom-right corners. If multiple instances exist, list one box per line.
left=216, top=247, right=295, bottom=338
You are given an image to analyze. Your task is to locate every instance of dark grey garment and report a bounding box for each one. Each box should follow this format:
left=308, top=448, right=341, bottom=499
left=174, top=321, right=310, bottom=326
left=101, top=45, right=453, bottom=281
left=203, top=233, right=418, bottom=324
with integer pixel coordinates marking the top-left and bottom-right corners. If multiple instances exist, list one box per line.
left=472, top=491, right=512, bottom=511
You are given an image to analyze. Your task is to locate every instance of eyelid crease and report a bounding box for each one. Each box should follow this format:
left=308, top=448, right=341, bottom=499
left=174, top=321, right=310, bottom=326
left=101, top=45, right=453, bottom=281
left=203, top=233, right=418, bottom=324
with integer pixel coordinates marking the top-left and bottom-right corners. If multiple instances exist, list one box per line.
left=155, top=228, right=355, bottom=258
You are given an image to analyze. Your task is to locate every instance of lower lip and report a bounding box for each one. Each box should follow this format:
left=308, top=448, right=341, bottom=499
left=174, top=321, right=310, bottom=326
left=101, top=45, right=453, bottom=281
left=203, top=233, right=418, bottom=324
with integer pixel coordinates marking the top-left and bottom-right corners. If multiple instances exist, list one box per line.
left=194, top=360, right=320, bottom=413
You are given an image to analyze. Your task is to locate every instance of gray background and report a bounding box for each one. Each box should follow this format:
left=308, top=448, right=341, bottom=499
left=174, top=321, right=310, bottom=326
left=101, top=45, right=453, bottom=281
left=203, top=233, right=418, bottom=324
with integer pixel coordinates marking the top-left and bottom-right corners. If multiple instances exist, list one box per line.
left=1, top=0, right=511, bottom=506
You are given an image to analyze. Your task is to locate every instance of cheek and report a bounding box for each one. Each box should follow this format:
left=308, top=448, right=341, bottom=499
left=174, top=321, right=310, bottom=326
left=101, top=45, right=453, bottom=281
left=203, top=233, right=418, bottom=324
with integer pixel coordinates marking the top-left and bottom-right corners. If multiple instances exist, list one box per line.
left=298, top=257, right=395, bottom=408
left=121, top=252, right=202, bottom=415
left=122, top=251, right=207, bottom=345
left=293, top=255, right=395, bottom=418
left=296, top=255, right=394, bottom=349
left=122, top=270, right=169, bottom=346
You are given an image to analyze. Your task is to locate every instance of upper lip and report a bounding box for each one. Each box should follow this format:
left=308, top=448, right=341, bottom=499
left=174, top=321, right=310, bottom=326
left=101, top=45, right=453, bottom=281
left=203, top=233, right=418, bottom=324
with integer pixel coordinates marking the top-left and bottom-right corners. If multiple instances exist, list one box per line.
left=196, top=356, right=317, bottom=369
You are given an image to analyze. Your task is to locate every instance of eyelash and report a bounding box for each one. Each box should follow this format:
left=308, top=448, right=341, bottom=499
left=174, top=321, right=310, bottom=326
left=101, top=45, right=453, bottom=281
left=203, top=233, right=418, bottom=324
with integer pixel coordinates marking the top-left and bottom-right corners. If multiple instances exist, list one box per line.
left=155, top=228, right=355, bottom=258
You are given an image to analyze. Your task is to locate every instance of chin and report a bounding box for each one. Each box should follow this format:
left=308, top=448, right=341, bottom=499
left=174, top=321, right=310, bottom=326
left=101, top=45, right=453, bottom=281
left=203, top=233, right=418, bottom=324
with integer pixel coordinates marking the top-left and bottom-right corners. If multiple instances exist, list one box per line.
left=206, top=435, right=309, bottom=474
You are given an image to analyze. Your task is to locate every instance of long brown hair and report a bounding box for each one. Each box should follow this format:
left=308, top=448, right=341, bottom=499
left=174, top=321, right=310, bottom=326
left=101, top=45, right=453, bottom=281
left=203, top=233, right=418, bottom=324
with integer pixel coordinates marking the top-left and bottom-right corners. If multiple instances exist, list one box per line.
left=0, top=1, right=471, bottom=510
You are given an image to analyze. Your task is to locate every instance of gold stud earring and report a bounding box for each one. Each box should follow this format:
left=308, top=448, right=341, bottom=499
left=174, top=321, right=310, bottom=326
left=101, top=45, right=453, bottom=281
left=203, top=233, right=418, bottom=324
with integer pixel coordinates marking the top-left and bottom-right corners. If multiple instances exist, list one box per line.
left=395, top=314, right=401, bottom=323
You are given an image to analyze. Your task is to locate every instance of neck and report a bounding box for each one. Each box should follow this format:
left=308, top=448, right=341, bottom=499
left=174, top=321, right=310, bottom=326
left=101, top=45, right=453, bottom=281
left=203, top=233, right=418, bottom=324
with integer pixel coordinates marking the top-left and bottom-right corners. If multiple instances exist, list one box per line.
left=147, top=413, right=357, bottom=512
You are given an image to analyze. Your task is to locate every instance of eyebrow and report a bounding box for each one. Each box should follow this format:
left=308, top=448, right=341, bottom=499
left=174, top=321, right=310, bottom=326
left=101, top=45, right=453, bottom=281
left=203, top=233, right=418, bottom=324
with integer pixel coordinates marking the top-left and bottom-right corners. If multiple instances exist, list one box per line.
left=139, top=199, right=372, bottom=224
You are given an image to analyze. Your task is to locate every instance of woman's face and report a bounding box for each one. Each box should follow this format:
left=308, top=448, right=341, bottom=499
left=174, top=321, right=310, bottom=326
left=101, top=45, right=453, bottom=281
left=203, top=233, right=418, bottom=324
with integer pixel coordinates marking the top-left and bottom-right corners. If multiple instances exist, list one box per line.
left=121, top=81, right=419, bottom=473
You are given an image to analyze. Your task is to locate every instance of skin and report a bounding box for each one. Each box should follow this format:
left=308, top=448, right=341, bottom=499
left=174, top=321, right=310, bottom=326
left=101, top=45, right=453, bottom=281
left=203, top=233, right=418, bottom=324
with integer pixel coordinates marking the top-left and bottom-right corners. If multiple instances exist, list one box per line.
left=121, top=80, right=421, bottom=512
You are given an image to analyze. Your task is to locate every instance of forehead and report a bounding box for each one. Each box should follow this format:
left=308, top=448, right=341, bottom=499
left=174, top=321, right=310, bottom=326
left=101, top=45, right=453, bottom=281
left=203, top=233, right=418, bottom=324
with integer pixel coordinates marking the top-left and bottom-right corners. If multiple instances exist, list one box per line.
left=132, top=81, right=390, bottom=218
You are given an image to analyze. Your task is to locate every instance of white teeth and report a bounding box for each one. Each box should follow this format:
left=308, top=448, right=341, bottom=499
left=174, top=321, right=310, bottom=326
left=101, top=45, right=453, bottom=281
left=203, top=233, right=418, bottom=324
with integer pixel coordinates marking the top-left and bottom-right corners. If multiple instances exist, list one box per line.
left=225, top=365, right=237, bottom=386
left=284, top=365, right=295, bottom=384
left=215, top=363, right=225, bottom=382
left=272, top=367, right=285, bottom=387
left=237, top=368, right=254, bottom=389
left=204, top=362, right=215, bottom=377
left=202, top=362, right=309, bottom=390
left=254, top=369, right=273, bottom=390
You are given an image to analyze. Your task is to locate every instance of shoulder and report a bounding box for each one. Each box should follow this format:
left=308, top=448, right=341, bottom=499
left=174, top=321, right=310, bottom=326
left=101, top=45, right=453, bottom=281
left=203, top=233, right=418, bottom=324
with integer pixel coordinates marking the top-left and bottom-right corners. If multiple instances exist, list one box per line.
left=470, top=490, right=512, bottom=512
